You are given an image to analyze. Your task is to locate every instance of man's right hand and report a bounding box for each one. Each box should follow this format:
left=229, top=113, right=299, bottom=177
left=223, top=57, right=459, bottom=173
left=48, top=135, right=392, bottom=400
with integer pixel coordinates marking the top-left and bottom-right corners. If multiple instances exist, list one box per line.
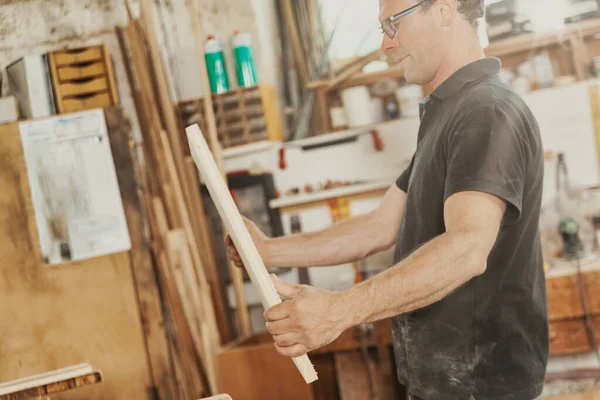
left=225, top=216, right=270, bottom=269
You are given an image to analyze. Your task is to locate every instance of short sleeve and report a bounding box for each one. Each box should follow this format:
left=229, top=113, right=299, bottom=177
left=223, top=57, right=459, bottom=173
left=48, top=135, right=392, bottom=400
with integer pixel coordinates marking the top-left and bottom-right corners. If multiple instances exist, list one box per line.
left=396, top=154, right=416, bottom=193
left=444, top=105, right=527, bottom=225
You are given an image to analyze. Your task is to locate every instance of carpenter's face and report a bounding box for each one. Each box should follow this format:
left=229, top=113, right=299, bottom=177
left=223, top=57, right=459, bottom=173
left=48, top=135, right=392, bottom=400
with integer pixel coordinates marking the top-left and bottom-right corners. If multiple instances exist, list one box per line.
left=379, top=0, right=444, bottom=85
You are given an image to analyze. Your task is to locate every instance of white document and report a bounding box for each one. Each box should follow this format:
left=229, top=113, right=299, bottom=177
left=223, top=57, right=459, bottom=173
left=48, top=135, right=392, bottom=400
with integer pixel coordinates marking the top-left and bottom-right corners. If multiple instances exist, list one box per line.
left=19, top=109, right=131, bottom=265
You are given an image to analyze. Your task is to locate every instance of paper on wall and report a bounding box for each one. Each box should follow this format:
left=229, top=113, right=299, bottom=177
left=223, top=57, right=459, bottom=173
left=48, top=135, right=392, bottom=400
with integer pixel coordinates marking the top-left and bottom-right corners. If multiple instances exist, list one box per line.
left=19, top=109, right=131, bottom=265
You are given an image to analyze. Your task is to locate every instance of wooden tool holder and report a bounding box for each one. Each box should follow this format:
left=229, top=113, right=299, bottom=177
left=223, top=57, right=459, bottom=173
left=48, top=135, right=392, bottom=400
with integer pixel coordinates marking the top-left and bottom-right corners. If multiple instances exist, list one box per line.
left=178, top=85, right=283, bottom=149
left=48, top=44, right=120, bottom=114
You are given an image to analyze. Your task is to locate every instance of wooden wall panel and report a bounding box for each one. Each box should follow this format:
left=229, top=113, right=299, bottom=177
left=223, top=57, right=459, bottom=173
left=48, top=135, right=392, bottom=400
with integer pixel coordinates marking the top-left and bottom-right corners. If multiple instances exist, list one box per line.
left=0, top=122, right=153, bottom=399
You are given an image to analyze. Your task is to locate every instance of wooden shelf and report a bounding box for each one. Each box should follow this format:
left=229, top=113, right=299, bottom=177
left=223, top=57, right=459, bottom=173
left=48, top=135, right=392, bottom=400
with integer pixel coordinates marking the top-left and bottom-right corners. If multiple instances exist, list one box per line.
left=307, top=66, right=405, bottom=92
left=222, top=140, right=280, bottom=159
left=486, top=18, right=600, bottom=57
left=284, top=117, right=418, bottom=151
left=269, top=180, right=391, bottom=210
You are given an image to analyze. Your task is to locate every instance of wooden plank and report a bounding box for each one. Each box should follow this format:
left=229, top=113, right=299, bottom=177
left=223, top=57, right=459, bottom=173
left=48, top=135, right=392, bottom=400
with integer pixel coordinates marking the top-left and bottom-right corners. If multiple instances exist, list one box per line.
left=0, top=367, right=94, bottom=396
left=184, top=158, right=233, bottom=343
left=327, top=49, right=383, bottom=90
left=0, top=371, right=102, bottom=400
left=186, top=124, right=318, bottom=383
left=105, top=107, right=178, bottom=400
left=165, top=230, right=211, bottom=384
left=0, top=364, right=91, bottom=393
left=307, top=67, right=404, bottom=91
left=118, top=25, right=168, bottom=192
left=546, top=269, right=600, bottom=320
left=103, top=44, right=121, bottom=105
left=185, top=0, right=251, bottom=337
left=0, top=122, right=153, bottom=399
left=549, top=317, right=600, bottom=355
left=281, top=0, right=309, bottom=85
left=152, top=198, right=208, bottom=398
left=139, top=0, right=187, bottom=184
left=589, top=84, right=600, bottom=178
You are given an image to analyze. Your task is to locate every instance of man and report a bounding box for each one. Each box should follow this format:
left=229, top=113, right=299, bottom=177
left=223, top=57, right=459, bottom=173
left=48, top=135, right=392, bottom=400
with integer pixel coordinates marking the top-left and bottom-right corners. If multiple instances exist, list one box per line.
left=226, top=0, right=548, bottom=398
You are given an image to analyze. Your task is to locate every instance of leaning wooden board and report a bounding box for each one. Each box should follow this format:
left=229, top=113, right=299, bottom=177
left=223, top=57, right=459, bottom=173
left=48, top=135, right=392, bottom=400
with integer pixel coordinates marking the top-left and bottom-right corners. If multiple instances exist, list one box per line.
left=186, top=124, right=318, bottom=384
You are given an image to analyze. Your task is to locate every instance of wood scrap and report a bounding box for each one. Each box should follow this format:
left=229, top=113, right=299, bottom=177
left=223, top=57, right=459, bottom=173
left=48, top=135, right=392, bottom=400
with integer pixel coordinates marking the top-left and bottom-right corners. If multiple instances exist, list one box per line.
left=186, top=124, right=318, bottom=384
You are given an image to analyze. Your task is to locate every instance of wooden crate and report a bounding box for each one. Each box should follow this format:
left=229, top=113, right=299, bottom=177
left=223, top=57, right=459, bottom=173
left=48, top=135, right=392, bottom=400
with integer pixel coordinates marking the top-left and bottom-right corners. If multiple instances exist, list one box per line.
left=48, top=44, right=119, bottom=114
left=177, top=85, right=283, bottom=149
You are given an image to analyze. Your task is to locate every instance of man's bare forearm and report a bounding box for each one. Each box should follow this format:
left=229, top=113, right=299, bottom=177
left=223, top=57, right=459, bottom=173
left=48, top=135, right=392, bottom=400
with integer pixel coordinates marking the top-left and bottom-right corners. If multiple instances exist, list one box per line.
left=340, top=230, right=489, bottom=328
left=264, top=212, right=390, bottom=268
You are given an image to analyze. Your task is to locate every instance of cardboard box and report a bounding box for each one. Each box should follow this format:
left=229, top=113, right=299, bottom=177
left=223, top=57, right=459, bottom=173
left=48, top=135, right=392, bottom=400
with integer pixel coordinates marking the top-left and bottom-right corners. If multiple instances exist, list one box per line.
left=0, top=96, right=19, bottom=124
left=6, top=54, right=55, bottom=119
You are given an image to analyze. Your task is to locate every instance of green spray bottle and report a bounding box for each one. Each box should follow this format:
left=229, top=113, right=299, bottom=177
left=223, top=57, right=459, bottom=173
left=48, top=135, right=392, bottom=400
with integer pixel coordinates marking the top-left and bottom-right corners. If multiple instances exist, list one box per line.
left=204, top=35, right=230, bottom=94
left=232, top=31, right=258, bottom=87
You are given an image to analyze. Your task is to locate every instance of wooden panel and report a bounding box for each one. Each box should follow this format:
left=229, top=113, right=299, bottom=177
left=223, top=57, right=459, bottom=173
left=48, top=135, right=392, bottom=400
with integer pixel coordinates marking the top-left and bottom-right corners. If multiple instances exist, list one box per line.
left=549, top=317, right=600, bottom=355
left=59, top=77, right=108, bottom=97
left=187, top=124, right=317, bottom=383
left=0, top=122, right=152, bottom=399
left=53, top=47, right=104, bottom=66
left=57, top=62, right=106, bottom=81
left=61, top=92, right=112, bottom=113
left=216, top=343, right=314, bottom=400
left=546, top=270, right=600, bottom=320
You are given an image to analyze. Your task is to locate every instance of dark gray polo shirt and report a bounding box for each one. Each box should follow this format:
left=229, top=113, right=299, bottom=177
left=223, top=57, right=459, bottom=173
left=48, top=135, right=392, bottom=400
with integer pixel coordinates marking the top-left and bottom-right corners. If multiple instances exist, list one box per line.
left=393, top=57, right=548, bottom=400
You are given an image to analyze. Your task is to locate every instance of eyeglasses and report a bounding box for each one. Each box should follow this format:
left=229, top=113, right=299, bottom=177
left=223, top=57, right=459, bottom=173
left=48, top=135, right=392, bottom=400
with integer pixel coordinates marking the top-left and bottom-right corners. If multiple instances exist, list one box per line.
left=379, top=0, right=432, bottom=39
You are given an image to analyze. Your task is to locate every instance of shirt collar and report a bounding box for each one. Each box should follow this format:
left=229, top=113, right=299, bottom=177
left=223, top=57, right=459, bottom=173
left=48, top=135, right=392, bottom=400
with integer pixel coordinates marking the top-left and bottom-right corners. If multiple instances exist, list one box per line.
left=429, top=57, right=502, bottom=101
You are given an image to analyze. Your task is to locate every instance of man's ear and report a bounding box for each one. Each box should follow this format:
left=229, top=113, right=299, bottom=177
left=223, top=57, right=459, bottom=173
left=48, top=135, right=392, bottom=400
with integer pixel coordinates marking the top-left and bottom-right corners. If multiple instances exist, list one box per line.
left=436, top=0, right=458, bottom=27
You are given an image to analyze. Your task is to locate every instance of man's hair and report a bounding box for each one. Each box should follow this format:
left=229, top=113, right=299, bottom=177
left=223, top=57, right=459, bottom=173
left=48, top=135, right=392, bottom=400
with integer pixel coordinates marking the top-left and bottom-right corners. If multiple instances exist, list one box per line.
left=423, top=0, right=485, bottom=27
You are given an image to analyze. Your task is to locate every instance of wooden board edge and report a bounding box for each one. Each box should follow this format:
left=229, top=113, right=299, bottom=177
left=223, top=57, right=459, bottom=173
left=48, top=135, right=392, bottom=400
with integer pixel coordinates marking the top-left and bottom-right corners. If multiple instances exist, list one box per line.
left=185, top=123, right=318, bottom=384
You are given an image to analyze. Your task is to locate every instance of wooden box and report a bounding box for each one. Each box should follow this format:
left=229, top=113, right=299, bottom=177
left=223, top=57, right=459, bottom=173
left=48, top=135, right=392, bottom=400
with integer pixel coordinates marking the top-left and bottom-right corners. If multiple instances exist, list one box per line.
left=177, top=85, right=283, bottom=149
left=48, top=45, right=119, bottom=114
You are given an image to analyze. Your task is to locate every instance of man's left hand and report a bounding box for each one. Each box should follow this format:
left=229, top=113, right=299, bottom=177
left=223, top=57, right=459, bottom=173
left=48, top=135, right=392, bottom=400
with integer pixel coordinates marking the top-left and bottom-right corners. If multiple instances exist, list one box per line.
left=264, top=276, right=350, bottom=357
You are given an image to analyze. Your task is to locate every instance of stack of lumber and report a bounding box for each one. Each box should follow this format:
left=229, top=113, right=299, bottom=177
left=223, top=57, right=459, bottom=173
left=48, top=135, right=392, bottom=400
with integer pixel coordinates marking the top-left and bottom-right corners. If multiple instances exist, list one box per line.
left=112, top=1, right=252, bottom=397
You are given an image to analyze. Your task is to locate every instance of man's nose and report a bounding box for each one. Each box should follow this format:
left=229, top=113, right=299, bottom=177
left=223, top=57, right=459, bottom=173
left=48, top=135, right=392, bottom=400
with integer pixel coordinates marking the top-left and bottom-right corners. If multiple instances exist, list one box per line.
left=381, top=33, right=398, bottom=53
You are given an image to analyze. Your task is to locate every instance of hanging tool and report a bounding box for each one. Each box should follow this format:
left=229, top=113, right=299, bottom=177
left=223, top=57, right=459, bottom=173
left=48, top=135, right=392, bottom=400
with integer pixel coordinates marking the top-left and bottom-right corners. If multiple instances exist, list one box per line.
left=370, top=129, right=384, bottom=152
left=279, top=147, right=287, bottom=170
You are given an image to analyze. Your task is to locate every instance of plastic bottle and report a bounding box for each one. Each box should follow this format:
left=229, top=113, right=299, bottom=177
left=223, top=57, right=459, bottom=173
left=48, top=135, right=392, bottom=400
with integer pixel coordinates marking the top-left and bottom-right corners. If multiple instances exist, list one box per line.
left=204, top=35, right=230, bottom=94
left=232, top=31, right=258, bottom=87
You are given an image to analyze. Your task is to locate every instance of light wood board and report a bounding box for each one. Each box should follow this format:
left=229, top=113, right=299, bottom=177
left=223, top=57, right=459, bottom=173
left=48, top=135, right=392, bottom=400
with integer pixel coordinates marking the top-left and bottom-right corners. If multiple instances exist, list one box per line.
left=186, top=124, right=318, bottom=383
left=0, top=122, right=152, bottom=399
